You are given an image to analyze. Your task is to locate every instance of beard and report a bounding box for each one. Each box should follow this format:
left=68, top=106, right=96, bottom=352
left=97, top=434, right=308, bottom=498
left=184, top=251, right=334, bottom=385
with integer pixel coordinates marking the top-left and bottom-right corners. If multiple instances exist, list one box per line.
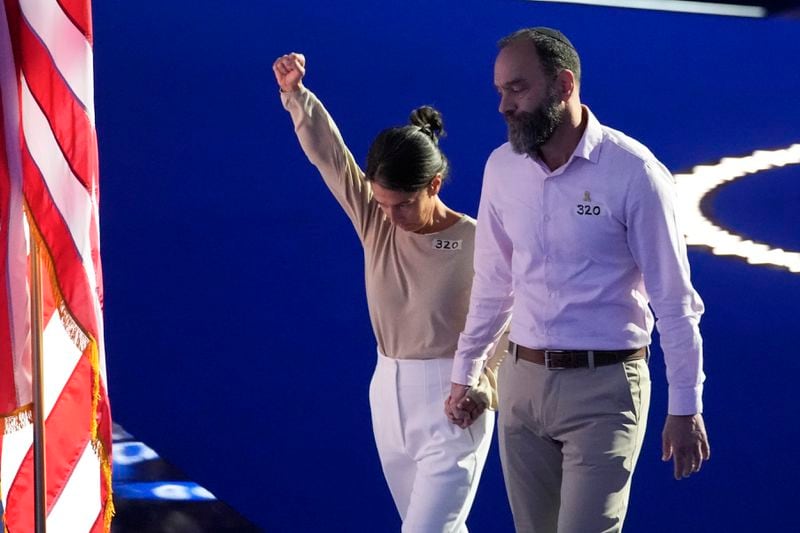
left=505, top=89, right=564, bottom=155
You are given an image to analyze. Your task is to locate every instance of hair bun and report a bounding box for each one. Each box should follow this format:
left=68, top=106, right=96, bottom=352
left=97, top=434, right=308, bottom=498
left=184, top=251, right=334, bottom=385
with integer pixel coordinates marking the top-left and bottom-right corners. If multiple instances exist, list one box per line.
left=409, top=106, right=446, bottom=143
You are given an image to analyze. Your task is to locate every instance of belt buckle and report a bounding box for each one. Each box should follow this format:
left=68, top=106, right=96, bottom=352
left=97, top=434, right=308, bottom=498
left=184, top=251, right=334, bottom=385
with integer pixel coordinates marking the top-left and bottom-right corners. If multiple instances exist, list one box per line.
left=544, top=350, right=568, bottom=370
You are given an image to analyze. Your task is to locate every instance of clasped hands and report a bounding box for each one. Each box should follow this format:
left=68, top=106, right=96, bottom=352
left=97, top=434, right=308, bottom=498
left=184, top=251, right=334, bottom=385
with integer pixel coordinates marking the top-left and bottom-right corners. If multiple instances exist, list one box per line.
left=445, top=383, right=487, bottom=429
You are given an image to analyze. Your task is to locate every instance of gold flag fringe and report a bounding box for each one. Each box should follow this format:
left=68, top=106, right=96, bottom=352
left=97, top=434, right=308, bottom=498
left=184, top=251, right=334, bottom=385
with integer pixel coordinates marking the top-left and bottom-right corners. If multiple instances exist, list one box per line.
left=2, top=404, right=33, bottom=434
left=89, top=337, right=115, bottom=528
left=24, top=207, right=115, bottom=529
left=57, top=300, right=90, bottom=353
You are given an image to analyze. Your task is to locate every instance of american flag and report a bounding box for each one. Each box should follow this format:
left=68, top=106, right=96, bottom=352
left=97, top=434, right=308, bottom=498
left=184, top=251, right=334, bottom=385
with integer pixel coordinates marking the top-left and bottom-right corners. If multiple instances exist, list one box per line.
left=0, top=0, right=112, bottom=530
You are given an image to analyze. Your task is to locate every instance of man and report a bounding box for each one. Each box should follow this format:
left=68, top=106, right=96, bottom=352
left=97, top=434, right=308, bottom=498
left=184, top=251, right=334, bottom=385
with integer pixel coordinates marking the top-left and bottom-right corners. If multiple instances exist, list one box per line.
left=445, top=27, right=710, bottom=532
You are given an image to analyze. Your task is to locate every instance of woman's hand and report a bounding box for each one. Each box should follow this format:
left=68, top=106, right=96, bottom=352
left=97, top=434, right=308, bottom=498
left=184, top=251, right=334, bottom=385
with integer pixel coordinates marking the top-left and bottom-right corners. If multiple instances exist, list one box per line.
left=445, top=383, right=485, bottom=428
left=272, top=53, right=306, bottom=92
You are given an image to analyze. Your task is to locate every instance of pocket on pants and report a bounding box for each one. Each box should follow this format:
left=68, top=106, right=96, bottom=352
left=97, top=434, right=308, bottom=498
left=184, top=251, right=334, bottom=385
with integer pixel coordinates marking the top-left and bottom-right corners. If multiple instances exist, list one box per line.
left=620, top=360, right=651, bottom=423
left=442, top=416, right=477, bottom=447
left=369, top=365, right=389, bottom=435
left=368, top=367, right=378, bottom=409
left=433, top=380, right=480, bottom=449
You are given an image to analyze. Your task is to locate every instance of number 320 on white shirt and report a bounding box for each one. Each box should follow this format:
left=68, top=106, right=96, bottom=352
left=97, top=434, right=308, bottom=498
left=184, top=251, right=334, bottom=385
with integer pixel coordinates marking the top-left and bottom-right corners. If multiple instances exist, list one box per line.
left=576, top=204, right=601, bottom=216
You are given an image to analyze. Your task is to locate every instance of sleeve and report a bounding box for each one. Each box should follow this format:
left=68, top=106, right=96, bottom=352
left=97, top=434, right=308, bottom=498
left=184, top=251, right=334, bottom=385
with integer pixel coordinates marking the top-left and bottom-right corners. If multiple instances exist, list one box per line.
left=281, top=87, right=374, bottom=240
left=626, top=160, right=705, bottom=415
left=451, top=154, right=514, bottom=386
left=466, top=327, right=510, bottom=410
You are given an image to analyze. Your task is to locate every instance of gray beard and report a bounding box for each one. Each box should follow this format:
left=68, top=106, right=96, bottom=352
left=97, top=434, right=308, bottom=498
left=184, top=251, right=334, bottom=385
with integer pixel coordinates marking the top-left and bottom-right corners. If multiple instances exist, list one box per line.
left=505, top=95, right=564, bottom=156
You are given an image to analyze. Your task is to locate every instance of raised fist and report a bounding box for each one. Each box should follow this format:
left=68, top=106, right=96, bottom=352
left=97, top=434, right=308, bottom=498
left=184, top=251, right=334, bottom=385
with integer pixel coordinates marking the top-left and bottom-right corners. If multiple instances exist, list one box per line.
left=272, top=53, right=306, bottom=92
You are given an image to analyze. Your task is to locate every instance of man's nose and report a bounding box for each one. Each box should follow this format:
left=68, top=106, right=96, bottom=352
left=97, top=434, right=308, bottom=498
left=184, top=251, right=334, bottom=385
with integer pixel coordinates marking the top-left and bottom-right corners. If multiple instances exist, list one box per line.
left=499, top=93, right=515, bottom=115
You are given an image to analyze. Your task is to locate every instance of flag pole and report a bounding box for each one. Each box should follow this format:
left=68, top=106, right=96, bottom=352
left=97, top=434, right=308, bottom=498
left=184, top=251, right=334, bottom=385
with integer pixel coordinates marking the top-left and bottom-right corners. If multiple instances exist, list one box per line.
left=29, top=233, right=47, bottom=533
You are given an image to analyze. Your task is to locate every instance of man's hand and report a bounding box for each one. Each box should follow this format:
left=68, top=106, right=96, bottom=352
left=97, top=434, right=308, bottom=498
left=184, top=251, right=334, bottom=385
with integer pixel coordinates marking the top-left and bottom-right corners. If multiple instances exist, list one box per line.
left=445, top=382, right=486, bottom=429
left=662, top=414, right=711, bottom=480
left=272, top=53, right=306, bottom=92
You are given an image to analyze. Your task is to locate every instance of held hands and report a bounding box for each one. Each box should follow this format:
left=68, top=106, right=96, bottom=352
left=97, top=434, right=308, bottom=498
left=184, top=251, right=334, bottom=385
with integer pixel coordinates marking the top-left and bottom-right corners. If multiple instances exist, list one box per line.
left=662, top=413, right=711, bottom=480
left=272, top=53, right=306, bottom=92
left=445, top=382, right=487, bottom=429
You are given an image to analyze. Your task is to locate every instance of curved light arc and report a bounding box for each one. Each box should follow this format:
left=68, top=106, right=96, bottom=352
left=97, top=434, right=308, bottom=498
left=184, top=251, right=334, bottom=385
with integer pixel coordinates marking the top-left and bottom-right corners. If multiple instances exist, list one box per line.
left=675, top=143, right=800, bottom=274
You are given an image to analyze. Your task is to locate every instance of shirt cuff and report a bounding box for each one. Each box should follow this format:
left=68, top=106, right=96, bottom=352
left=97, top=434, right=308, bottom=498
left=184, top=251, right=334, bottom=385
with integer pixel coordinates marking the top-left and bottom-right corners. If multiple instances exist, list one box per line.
left=668, top=384, right=704, bottom=415
left=450, top=356, right=484, bottom=387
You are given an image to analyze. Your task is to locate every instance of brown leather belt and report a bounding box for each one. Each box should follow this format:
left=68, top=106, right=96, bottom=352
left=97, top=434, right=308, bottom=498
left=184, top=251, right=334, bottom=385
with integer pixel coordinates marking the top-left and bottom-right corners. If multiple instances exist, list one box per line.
left=514, top=344, right=647, bottom=370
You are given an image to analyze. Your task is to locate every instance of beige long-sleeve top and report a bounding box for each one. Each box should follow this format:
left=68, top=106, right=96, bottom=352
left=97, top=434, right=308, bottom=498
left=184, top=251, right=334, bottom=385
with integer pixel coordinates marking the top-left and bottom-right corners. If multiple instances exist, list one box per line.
left=282, top=87, right=506, bottom=406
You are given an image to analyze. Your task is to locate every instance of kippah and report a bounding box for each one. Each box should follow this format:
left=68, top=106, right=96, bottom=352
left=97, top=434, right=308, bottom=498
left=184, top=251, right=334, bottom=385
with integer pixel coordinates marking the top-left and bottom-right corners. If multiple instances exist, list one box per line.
left=530, top=27, right=576, bottom=51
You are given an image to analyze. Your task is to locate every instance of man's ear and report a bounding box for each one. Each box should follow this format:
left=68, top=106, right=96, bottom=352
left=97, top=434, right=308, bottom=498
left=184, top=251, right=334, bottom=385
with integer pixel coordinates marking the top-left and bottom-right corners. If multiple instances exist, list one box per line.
left=557, top=69, right=577, bottom=101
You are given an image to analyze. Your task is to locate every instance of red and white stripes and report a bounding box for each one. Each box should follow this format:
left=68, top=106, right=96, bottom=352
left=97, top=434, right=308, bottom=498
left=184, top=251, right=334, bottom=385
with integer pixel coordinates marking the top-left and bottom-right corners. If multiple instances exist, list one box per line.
left=0, top=0, right=111, bottom=530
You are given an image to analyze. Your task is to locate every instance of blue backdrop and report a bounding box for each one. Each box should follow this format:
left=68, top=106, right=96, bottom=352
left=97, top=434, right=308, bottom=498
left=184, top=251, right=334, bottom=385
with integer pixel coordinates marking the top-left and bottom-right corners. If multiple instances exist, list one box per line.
left=93, top=1, right=800, bottom=531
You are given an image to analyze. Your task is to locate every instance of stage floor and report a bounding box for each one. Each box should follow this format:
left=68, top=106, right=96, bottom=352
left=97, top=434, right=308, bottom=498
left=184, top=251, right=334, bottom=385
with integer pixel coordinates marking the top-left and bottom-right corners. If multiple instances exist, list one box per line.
left=110, top=424, right=261, bottom=532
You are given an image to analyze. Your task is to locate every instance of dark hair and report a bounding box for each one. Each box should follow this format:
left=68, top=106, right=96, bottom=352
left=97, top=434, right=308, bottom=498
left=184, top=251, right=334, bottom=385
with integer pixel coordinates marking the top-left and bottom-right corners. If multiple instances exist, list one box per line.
left=498, top=27, right=581, bottom=85
left=364, top=106, right=449, bottom=192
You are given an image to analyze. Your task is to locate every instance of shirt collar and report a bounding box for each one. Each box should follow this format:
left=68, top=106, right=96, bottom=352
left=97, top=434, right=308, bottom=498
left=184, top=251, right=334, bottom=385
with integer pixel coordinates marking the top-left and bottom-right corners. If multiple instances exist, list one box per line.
left=573, top=105, right=603, bottom=164
left=530, top=105, right=603, bottom=177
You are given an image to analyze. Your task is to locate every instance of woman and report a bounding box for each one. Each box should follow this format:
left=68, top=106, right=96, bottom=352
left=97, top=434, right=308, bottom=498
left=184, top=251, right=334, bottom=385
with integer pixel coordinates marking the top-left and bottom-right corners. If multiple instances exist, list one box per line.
left=273, top=53, right=504, bottom=532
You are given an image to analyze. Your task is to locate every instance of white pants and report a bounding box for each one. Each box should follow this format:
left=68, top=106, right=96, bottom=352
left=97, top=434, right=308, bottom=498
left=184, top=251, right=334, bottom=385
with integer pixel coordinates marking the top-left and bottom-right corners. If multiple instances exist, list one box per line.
left=369, top=351, right=494, bottom=533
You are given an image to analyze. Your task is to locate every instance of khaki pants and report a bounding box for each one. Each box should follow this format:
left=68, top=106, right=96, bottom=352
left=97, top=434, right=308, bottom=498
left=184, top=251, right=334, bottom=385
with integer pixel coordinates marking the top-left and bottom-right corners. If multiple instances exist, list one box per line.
left=498, top=349, right=650, bottom=533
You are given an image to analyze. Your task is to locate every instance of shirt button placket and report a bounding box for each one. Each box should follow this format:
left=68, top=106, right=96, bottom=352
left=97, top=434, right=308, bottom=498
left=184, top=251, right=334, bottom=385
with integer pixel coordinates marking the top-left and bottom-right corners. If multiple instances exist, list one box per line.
left=542, top=178, right=552, bottom=340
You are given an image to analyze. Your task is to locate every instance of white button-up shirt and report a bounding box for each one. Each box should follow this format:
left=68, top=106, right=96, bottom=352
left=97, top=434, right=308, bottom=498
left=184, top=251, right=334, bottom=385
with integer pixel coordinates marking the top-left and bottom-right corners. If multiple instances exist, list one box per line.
left=453, top=107, right=705, bottom=415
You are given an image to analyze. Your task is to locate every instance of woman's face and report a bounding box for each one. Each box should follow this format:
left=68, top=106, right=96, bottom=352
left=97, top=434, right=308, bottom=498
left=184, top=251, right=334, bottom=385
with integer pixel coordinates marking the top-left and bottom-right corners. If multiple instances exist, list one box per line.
left=371, top=178, right=440, bottom=233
